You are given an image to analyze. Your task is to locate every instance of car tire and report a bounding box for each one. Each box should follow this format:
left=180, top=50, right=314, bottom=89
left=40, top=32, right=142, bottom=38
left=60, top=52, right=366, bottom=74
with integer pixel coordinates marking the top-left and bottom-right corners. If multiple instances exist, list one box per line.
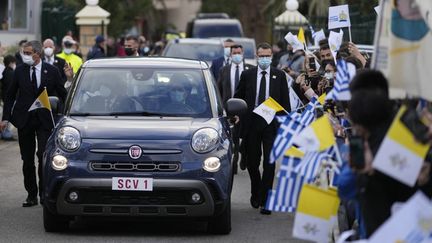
left=43, top=205, right=70, bottom=232
left=207, top=196, right=231, bottom=234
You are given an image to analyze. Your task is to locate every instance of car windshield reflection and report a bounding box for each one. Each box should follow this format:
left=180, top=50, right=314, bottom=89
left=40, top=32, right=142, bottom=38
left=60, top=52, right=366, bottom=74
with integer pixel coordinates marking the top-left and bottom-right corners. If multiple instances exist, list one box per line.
left=70, top=68, right=211, bottom=118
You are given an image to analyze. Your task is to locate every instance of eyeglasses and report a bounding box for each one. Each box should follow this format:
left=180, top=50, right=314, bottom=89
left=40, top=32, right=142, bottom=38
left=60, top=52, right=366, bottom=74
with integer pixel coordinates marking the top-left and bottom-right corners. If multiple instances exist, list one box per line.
left=23, top=51, right=34, bottom=55
left=257, top=55, right=272, bottom=58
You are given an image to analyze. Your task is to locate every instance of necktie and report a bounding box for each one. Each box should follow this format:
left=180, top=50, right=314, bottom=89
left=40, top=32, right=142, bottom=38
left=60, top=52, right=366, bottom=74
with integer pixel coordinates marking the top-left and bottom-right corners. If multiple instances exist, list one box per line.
left=235, top=65, right=240, bottom=89
left=258, top=71, right=266, bottom=105
left=31, top=66, right=38, bottom=93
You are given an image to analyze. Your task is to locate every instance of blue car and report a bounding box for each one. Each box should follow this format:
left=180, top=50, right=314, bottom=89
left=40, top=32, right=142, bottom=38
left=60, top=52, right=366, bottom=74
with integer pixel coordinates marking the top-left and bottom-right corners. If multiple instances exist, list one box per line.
left=42, top=57, right=246, bottom=234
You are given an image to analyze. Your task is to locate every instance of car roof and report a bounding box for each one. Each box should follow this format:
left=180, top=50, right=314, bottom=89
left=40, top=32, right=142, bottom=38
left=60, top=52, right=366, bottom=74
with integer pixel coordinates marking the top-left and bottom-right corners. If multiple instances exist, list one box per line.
left=193, top=19, right=241, bottom=25
left=213, top=37, right=255, bottom=43
left=168, top=38, right=223, bottom=45
left=82, top=57, right=209, bottom=69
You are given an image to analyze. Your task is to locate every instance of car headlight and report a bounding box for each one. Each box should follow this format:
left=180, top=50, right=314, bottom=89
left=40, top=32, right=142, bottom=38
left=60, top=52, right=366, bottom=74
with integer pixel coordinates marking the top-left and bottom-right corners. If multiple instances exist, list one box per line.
left=52, top=155, right=68, bottom=171
left=191, top=128, right=219, bottom=153
left=57, top=126, right=81, bottom=152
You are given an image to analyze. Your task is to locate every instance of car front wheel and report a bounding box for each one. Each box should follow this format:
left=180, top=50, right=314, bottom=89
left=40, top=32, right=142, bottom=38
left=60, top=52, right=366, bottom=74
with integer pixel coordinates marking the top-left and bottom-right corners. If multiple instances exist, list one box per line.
left=207, top=196, right=231, bottom=234
left=43, top=205, right=70, bottom=232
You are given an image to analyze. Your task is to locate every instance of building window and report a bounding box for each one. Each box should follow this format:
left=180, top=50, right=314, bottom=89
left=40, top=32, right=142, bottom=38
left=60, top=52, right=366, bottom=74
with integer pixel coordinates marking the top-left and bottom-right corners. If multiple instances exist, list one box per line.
left=0, top=0, right=29, bottom=31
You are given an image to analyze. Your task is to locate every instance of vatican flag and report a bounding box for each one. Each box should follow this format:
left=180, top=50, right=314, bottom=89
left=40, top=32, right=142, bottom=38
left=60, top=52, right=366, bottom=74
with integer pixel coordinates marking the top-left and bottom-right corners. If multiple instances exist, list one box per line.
left=318, top=93, right=326, bottom=106
left=298, top=27, right=306, bottom=45
left=253, top=97, right=286, bottom=124
left=293, top=184, right=340, bottom=242
left=373, top=106, right=430, bottom=187
left=28, top=87, right=51, bottom=112
left=292, top=114, right=335, bottom=152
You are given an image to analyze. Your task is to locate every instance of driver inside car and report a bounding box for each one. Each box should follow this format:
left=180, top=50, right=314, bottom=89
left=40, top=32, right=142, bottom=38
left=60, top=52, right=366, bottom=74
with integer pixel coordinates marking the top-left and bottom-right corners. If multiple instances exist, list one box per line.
left=161, top=73, right=195, bottom=113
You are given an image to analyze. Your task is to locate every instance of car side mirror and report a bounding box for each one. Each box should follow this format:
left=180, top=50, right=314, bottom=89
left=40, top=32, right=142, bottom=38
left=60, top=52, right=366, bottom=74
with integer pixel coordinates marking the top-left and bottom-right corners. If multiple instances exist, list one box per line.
left=226, top=98, right=247, bottom=116
left=49, top=96, right=59, bottom=114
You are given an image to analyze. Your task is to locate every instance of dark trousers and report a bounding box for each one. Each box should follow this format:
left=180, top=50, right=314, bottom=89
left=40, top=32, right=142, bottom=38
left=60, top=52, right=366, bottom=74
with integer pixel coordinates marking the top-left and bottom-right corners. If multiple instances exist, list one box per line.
left=18, top=113, right=51, bottom=198
left=245, top=114, right=277, bottom=206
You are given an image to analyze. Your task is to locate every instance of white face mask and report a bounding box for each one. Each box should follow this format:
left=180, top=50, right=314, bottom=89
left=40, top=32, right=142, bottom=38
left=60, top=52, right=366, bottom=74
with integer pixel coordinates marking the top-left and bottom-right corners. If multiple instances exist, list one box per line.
left=224, top=47, right=231, bottom=58
left=22, top=54, right=35, bottom=66
left=324, top=72, right=334, bottom=80
left=44, top=47, right=54, bottom=57
left=64, top=48, right=73, bottom=55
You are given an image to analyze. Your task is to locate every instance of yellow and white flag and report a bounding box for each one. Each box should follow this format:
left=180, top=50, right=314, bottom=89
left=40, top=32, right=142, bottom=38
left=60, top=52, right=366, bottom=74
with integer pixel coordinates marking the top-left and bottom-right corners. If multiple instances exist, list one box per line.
left=372, top=106, right=430, bottom=187
left=298, top=27, right=306, bottom=45
left=28, top=88, right=51, bottom=112
left=253, top=97, right=285, bottom=124
left=293, top=184, right=340, bottom=242
left=318, top=93, right=326, bottom=106
left=293, top=114, right=335, bottom=152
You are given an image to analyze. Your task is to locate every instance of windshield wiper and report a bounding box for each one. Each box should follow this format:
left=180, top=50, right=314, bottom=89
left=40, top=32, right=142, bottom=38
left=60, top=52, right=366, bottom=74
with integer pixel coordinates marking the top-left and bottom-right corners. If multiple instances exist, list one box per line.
left=107, top=111, right=168, bottom=116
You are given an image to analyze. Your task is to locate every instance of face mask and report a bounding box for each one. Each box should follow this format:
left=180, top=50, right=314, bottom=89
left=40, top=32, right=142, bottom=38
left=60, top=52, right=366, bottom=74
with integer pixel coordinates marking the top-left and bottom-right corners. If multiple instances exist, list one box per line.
left=324, top=72, right=334, bottom=80
left=64, top=48, right=73, bottom=55
left=125, top=47, right=135, bottom=56
left=170, top=90, right=185, bottom=103
left=231, top=54, right=243, bottom=64
left=99, top=85, right=111, bottom=97
left=44, top=47, right=54, bottom=57
left=257, top=57, right=272, bottom=70
left=224, top=47, right=231, bottom=58
left=22, top=54, right=35, bottom=66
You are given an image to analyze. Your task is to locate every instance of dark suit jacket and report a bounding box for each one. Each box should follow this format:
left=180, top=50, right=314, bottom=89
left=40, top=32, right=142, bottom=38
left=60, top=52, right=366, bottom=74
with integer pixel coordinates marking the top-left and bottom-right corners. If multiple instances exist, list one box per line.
left=49, top=56, right=67, bottom=85
left=210, top=56, right=227, bottom=81
left=234, top=66, right=290, bottom=136
left=217, top=62, right=253, bottom=106
left=1, top=66, right=14, bottom=102
left=2, top=62, right=67, bottom=130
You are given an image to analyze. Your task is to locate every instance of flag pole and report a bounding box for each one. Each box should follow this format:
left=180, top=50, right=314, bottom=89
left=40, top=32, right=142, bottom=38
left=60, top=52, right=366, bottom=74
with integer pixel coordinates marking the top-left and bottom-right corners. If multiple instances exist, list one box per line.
left=348, top=27, right=352, bottom=42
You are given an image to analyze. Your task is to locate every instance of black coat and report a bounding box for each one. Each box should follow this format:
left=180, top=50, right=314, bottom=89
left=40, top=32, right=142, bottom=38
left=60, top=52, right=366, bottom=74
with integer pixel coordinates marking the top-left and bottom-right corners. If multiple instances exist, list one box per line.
left=1, top=66, right=14, bottom=102
left=2, top=62, right=67, bottom=130
left=216, top=62, right=253, bottom=106
left=234, top=66, right=290, bottom=136
left=45, top=56, right=67, bottom=85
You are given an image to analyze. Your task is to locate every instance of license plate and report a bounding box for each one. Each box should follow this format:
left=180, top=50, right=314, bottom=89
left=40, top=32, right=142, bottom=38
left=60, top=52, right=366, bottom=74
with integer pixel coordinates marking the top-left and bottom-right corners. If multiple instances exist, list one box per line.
left=112, top=177, right=153, bottom=191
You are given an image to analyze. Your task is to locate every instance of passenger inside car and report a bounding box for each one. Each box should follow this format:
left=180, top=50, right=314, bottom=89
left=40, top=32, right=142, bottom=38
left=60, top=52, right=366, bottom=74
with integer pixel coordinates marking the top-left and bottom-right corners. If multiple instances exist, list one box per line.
left=160, top=73, right=195, bottom=113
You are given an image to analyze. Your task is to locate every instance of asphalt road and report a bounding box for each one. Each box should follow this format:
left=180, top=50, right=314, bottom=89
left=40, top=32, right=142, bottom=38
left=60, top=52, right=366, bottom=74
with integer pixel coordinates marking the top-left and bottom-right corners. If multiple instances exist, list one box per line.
left=0, top=138, right=307, bottom=243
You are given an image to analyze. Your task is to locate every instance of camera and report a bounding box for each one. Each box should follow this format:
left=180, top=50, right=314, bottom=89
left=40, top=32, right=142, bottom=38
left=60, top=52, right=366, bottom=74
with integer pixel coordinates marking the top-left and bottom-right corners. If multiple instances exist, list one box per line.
left=309, top=57, right=316, bottom=70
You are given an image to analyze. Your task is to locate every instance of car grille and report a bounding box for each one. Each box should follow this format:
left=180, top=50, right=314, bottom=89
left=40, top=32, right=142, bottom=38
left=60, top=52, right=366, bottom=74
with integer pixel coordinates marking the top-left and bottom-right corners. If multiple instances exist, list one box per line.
left=69, top=189, right=203, bottom=205
left=90, top=161, right=181, bottom=172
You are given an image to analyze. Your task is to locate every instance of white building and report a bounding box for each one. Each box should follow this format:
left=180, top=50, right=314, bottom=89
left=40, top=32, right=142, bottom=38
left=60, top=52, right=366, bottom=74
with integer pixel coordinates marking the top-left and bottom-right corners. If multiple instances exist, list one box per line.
left=0, top=0, right=42, bottom=47
left=153, top=0, right=202, bottom=32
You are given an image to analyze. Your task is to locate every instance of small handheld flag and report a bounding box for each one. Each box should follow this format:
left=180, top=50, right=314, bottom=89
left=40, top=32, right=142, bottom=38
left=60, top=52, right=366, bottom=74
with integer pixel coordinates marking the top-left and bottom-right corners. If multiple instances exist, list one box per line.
left=253, top=97, right=286, bottom=124
left=29, top=88, right=51, bottom=112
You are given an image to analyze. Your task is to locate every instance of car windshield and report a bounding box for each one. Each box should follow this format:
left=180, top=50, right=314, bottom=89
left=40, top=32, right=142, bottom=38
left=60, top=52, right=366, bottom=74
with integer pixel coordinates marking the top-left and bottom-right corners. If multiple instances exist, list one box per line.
left=164, top=43, right=223, bottom=62
left=69, top=68, right=212, bottom=118
left=194, top=24, right=242, bottom=38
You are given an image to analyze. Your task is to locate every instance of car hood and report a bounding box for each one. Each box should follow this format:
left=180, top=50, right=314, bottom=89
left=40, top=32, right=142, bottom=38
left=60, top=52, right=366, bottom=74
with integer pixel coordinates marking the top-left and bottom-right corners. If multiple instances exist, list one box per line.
left=60, top=116, right=221, bottom=140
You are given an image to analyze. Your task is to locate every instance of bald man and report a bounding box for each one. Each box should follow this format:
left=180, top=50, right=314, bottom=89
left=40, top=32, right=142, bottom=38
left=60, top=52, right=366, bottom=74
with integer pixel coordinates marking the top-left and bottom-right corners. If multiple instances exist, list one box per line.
left=42, top=39, right=70, bottom=85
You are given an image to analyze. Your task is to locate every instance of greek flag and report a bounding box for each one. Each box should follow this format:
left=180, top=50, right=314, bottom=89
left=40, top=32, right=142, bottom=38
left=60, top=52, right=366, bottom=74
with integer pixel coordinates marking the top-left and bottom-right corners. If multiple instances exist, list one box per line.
left=270, top=97, right=319, bottom=163
left=265, top=155, right=305, bottom=212
left=294, top=146, right=337, bottom=182
left=326, top=59, right=355, bottom=101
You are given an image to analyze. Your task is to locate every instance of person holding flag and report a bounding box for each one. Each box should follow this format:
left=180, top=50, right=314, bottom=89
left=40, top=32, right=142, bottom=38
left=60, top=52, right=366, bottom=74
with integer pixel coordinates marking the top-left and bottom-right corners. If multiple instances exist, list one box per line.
left=234, top=42, right=290, bottom=215
left=0, top=40, right=67, bottom=207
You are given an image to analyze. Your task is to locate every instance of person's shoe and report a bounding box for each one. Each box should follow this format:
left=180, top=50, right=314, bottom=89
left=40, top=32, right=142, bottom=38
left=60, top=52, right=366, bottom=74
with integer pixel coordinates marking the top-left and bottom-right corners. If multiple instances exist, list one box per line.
left=250, top=197, right=260, bottom=209
left=260, top=207, right=272, bottom=215
left=22, top=197, right=38, bottom=207
left=239, top=156, right=247, bottom=171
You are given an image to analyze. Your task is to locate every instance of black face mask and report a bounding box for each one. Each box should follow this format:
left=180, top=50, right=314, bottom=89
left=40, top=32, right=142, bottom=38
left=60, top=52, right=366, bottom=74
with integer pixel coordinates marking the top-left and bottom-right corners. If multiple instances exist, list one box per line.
left=125, top=47, right=135, bottom=56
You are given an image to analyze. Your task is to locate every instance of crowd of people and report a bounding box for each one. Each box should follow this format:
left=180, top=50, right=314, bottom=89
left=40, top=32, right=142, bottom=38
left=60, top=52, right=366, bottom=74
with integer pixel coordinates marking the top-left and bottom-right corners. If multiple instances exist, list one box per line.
left=214, top=36, right=432, bottom=239
left=1, top=30, right=432, bottom=240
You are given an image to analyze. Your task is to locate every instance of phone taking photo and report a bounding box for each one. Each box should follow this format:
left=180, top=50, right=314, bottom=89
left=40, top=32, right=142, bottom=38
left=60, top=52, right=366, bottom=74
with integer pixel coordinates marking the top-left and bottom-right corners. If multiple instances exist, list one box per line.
left=309, top=57, right=316, bottom=70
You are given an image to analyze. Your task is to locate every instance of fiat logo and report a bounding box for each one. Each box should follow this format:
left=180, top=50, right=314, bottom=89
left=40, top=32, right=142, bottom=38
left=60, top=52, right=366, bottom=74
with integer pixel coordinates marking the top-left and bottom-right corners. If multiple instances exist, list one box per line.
left=128, top=145, right=142, bottom=159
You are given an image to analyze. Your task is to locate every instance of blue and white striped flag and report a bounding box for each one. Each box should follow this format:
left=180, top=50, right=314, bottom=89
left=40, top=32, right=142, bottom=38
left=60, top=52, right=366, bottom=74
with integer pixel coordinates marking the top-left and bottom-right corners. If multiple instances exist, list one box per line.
left=309, top=25, right=326, bottom=47
left=270, top=97, right=319, bottom=163
left=326, top=59, right=355, bottom=101
left=294, top=146, right=337, bottom=182
left=266, top=155, right=305, bottom=212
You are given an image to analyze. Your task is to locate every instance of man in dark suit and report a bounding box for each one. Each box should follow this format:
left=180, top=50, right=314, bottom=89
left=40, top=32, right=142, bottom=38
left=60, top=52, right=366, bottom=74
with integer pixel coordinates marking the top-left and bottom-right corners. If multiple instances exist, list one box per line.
left=42, top=38, right=68, bottom=85
left=210, top=39, right=234, bottom=80
left=0, top=40, right=67, bottom=207
left=234, top=42, right=290, bottom=215
left=217, top=44, right=253, bottom=174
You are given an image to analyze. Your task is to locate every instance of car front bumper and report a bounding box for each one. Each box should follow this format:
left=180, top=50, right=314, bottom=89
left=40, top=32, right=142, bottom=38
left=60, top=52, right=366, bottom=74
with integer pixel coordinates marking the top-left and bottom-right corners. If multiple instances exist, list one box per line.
left=48, top=178, right=222, bottom=217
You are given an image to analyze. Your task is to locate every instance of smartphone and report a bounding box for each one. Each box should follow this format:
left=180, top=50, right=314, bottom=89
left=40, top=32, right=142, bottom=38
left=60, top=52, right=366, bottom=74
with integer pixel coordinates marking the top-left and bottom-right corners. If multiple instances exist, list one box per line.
left=309, top=57, right=316, bottom=70
left=304, top=74, right=310, bottom=86
left=349, top=136, right=365, bottom=170
left=400, top=108, right=429, bottom=144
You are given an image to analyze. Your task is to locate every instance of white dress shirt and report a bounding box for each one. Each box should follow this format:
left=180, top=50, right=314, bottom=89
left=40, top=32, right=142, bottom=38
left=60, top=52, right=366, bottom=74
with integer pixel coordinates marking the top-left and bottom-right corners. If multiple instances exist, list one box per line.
left=230, top=62, right=244, bottom=97
left=255, top=65, right=271, bottom=107
left=30, top=61, right=42, bottom=88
